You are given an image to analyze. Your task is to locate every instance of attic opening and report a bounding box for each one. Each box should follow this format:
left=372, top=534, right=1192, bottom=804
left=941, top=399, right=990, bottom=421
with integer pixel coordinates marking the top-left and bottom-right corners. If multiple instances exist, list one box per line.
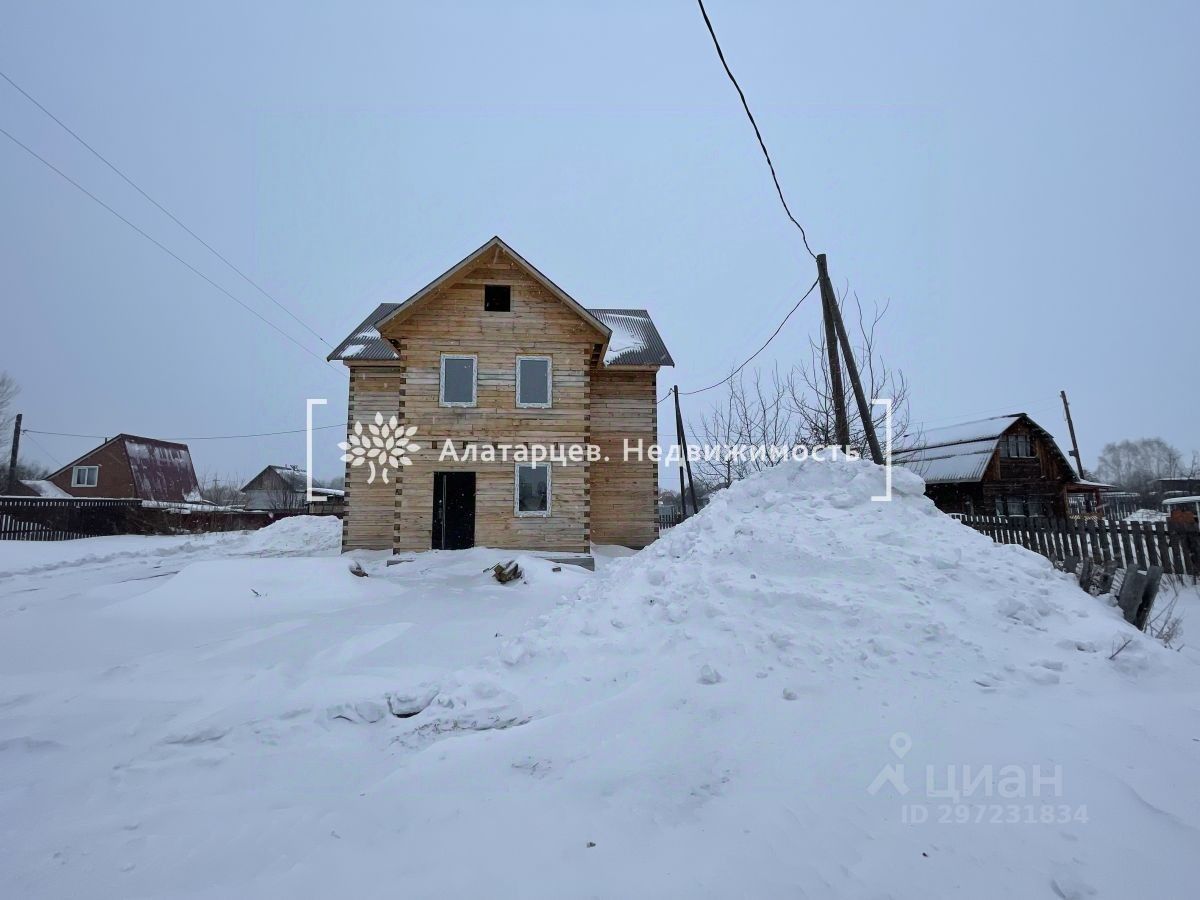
left=484, top=284, right=511, bottom=312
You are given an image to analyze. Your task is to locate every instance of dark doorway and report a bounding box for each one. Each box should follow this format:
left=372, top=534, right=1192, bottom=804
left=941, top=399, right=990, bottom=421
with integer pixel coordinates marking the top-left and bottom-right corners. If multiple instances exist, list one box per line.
left=432, top=472, right=476, bottom=550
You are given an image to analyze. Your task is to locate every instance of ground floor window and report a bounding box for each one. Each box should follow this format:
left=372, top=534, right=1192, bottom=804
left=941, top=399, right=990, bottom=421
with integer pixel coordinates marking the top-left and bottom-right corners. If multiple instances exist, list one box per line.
left=71, top=465, right=99, bottom=487
left=515, top=463, right=550, bottom=516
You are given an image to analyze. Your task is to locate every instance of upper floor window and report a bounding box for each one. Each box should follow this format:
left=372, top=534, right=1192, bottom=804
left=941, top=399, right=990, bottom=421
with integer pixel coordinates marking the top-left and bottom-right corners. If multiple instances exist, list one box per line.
left=516, top=356, right=552, bottom=408
left=484, top=284, right=511, bottom=312
left=71, top=465, right=99, bottom=487
left=1000, top=433, right=1034, bottom=458
left=440, top=354, right=477, bottom=407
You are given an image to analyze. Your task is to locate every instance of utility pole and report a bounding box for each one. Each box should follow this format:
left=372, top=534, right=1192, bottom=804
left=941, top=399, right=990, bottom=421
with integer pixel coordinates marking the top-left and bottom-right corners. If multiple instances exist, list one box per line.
left=1060, top=390, right=1085, bottom=478
left=816, top=255, right=850, bottom=450
left=673, top=386, right=699, bottom=519
left=824, top=279, right=885, bottom=466
left=6, top=413, right=21, bottom=494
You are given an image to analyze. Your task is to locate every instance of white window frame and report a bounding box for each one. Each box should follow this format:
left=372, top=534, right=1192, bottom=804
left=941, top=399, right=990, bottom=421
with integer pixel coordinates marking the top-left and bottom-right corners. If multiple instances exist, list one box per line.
left=71, top=465, right=99, bottom=487
left=515, top=355, right=553, bottom=409
left=439, top=353, right=478, bottom=407
left=514, top=463, right=551, bottom=517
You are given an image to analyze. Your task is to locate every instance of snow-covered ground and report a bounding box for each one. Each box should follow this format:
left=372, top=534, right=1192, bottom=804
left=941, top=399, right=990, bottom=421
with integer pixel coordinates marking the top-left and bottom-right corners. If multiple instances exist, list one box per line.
left=2, top=464, right=1199, bottom=899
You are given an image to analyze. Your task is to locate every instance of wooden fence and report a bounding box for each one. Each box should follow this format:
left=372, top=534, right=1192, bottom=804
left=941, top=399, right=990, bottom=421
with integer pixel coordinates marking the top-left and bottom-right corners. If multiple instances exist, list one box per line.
left=0, top=497, right=338, bottom=542
left=0, top=498, right=142, bottom=541
left=658, top=511, right=683, bottom=531
left=960, top=515, right=1200, bottom=578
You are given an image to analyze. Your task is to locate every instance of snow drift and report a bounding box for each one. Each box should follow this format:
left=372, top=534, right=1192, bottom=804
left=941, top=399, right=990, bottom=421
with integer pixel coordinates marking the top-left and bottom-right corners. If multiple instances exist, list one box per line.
left=376, top=458, right=1196, bottom=898
left=4, top=461, right=1198, bottom=898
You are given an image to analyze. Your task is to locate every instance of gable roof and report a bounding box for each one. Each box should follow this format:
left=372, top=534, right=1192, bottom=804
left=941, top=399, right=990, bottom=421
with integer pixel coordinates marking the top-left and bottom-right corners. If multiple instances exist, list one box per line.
left=241, top=465, right=344, bottom=497
left=329, top=236, right=609, bottom=359
left=328, top=238, right=673, bottom=368
left=894, top=413, right=1077, bottom=485
left=48, top=434, right=203, bottom=503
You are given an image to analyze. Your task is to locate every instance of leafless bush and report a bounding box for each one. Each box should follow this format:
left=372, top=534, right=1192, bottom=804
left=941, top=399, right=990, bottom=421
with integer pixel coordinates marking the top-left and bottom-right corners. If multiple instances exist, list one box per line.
left=1145, top=590, right=1184, bottom=650
left=693, top=290, right=914, bottom=487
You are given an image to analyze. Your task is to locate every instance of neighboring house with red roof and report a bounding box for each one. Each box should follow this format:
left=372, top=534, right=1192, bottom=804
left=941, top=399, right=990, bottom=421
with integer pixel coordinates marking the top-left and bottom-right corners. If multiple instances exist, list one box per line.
left=37, top=434, right=204, bottom=503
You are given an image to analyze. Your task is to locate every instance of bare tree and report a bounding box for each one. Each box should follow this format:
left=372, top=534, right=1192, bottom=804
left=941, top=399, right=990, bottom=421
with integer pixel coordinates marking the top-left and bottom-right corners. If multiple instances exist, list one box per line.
left=200, top=472, right=247, bottom=508
left=787, top=292, right=913, bottom=456
left=693, top=291, right=913, bottom=488
left=0, top=372, right=17, bottom=458
left=1094, top=438, right=1184, bottom=504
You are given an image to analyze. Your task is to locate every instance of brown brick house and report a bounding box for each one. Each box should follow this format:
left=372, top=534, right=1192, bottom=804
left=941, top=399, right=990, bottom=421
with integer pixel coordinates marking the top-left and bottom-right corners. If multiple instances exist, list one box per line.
left=328, top=236, right=674, bottom=554
left=38, top=434, right=203, bottom=503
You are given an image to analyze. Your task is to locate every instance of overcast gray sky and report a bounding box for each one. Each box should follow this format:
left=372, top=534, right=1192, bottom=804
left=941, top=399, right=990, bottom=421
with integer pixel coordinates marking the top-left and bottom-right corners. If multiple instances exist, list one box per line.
left=2, top=1, right=1196, bottom=483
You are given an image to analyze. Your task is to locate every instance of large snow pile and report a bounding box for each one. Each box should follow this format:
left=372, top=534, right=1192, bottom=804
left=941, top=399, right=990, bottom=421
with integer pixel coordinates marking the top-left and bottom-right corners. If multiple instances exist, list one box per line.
left=241, top=514, right=342, bottom=555
left=3, top=461, right=1198, bottom=898
left=373, top=459, right=1199, bottom=897
left=0, top=515, right=341, bottom=579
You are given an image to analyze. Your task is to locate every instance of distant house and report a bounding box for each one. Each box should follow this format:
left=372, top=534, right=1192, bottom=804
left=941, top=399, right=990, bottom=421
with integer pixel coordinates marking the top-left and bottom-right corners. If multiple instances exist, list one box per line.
left=240, top=465, right=344, bottom=513
left=35, top=434, right=204, bottom=504
left=895, top=413, right=1101, bottom=518
left=1156, top=476, right=1200, bottom=499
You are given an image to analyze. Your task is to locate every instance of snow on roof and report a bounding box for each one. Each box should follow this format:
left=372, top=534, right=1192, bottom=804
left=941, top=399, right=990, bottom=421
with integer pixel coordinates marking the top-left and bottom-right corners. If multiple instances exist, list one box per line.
left=1163, top=495, right=1200, bottom=506
left=329, top=303, right=673, bottom=367
left=123, top=436, right=203, bottom=504
left=20, top=479, right=72, bottom=498
left=894, top=438, right=1001, bottom=483
left=327, top=304, right=402, bottom=361
left=893, top=414, right=1075, bottom=485
left=891, top=416, right=1022, bottom=483
left=909, top=415, right=1022, bottom=448
left=242, top=466, right=344, bottom=497
left=590, top=309, right=675, bottom=367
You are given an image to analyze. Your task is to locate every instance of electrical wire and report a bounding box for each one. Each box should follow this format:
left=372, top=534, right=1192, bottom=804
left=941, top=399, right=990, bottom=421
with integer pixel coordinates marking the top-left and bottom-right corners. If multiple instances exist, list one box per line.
left=679, top=278, right=818, bottom=396
left=0, top=69, right=334, bottom=350
left=695, top=0, right=817, bottom=260
left=0, top=125, right=340, bottom=374
left=25, top=424, right=345, bottom=442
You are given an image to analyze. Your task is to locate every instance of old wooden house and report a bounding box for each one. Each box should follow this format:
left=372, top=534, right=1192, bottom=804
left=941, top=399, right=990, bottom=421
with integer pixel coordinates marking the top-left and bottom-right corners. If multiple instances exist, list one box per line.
left=895, top=413, right=1100, bottom=518
left=328, top=236, right=674, bottom=555
left=240, top=465, right=345, bottom=514
left=36, top=434, right=203, bottom=504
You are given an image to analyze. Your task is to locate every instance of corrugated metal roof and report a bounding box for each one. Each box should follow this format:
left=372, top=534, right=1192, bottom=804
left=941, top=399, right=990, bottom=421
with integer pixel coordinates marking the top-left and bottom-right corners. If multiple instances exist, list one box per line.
left=327, top=303, right=401, bottom=361
left=123, top=435, right=203, bottom=503
left=893, top=413, right=1078, bottom=486
left=329, top=304, right=673, bottom=368
left=589, top=309, right=675, bottom=367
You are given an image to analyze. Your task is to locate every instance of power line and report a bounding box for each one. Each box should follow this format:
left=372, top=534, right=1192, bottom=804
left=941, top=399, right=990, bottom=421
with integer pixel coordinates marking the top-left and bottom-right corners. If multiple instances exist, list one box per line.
left=25, top=424, right=345, bottom=442
left=679, top=277, right=818, bottom=396
left=695, top=0, right=817, bottom=260
left=0, top=69, right=333, bottom=350
left=908, top=399, right=1062, bottom=430
left=0, top=124, right=340, bottom=374
left=20, top=432, right=61, bottom=467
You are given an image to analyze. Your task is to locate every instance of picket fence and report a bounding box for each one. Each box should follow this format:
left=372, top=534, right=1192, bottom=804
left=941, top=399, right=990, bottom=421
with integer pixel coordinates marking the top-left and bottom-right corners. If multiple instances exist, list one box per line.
left=960, top=515, right=1199, bottom=578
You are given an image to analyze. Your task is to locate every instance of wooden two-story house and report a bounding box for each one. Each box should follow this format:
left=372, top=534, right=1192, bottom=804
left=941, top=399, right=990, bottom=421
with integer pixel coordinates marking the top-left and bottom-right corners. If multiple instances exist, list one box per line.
left=894, top=413, right=1102, bottom=518
left=328, top=236, right=674, bottom=555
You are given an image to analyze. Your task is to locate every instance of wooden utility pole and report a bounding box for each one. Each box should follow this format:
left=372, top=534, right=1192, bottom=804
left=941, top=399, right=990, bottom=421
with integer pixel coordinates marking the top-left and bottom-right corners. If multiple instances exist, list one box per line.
left=826, top=287, right=885, bottom=465
left=1060, top=390, right=1085, bottom=478
left=673, top=386, right=699, bottom=519
left=5, top=413, right=21, bottom=494
left=816, top=254, right=850, bottom=450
